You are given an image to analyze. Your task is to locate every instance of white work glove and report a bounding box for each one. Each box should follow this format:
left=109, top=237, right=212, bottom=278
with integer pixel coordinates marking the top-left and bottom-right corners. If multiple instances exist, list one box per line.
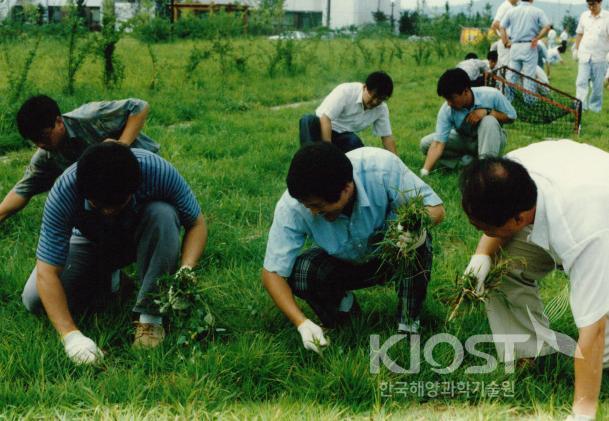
left=419, top=168, right=430, bottom=177
left=297, top=319, right=328, bottom=354
left=566, top=414, right=595, bottom=421
left=464, top=254, right=492, bottom=295
left=572, top=48, right=578, bottom=61
left=63, top=330, right=103, bottom=365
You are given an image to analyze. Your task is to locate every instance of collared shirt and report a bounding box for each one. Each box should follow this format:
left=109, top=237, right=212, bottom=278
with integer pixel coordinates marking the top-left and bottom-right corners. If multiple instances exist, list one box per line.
left=576, top=10, right=609, bottom=63
left=457, top=58, right=490, bottom=81
left=14, top=98, right=160, bottom=199
left=37, top=149, right=201, bottom=267
left=501, top=2, right=549, bottom=43
left=315, top=82, right=392, bottom=137
left=263, top=147, right=442, bottom=277
left=494, top=0, right=516, bottom=36
left=434, top=87, right=517, bottom=142
left=507, top=140, right=609, bottom=328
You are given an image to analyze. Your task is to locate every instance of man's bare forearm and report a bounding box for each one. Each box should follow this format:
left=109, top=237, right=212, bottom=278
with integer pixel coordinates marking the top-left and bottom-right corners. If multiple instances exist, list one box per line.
left=0, top=190, right=30, bottom=224
left=573, top=318, right=606, bottom=417
left=319, top=115, right=333, bottom=143
left=118, top=104, right=150, bottom=146
left=180, top=214, right=207, bottom=269
left=262, top=269, right=306, bottom=327
left=36, top=260, right=78, bottom=337
left=475, top=234, right=506, bottom=257
left=422, top=141, right=445, bottom=172
left=381, top=136, right=397, bottom=155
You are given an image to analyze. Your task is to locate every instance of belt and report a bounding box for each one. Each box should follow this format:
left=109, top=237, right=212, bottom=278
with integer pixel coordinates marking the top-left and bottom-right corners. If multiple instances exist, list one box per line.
left=513, top=40, right=533, bottom=43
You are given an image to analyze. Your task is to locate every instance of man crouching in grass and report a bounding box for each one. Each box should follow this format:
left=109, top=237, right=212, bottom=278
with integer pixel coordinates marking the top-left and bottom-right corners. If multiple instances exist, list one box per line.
left=461, top=140, right=609, bottom=420
left=22, top=142, right=207, bottom=364
left=262, top=143, right=444, bottom=353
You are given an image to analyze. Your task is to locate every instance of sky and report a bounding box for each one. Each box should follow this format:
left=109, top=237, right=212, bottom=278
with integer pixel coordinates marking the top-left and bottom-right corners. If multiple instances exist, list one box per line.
left=400, top=0, right=586, bottom=9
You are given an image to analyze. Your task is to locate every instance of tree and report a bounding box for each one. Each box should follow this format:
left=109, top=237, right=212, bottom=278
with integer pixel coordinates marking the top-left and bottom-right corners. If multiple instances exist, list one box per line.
left=561, top=12, right=577, bottom=35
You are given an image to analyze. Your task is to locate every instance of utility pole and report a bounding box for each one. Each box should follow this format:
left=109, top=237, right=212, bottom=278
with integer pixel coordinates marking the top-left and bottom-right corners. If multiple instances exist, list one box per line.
left=326, top=0, right=331, bottom=28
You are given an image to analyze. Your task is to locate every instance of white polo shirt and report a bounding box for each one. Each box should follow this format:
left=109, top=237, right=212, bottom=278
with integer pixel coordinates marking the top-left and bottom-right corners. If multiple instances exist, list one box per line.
left=507, top=140, right=609, bottom=328
left=457, top=58, right=490, bottom=81
left=315, top=82, right=392, bottom=137
left=576, top=10, right=609, bottom=63
left=494, top=0, right=516, bottom=36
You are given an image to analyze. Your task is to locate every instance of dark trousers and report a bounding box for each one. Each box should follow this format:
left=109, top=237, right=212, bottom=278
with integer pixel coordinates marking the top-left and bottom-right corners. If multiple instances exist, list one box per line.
left=22, top=201, right=180, bottom=316
left=287, top=234, right=433, bottom=328
left=299, top=114, right=364, bottom=153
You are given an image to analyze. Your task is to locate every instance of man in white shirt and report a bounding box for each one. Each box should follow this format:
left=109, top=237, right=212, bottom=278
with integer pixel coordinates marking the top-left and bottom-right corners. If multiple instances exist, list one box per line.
left=299, top=71, right=397, bottom=154
left=573, top=0, right=609, bottom=112
left=461, top=140, right=609, bottom=420
left=492, top=0, right=519, bottom=67
left=500, top=0, right=551, bottom=100
left=547, top=25, right=557, bottom=47
left=457, top=52, right=491, bottom=86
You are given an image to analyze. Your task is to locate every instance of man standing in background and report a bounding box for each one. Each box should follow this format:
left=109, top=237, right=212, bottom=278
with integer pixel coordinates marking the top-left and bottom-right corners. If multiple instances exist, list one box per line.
left=492, top=0, right=519, bottom=67
left=500, top=0, right=551, bottom=98
left=573, top=0, right=609, bottom=112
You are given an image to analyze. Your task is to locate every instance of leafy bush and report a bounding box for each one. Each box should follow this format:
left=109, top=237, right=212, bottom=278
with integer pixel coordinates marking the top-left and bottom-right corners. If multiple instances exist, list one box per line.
left=132, top=16, right=173, bottom=43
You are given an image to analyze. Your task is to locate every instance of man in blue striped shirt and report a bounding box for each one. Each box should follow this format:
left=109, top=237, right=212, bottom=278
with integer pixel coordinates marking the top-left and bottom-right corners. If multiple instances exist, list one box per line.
left=22, top=142, right=207, bottom=364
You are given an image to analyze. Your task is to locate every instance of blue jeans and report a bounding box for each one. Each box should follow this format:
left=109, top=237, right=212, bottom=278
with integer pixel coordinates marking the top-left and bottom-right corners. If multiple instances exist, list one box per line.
left=299, top=114, right=364, bottom=153
left=576, top=60, right=609, bottom=112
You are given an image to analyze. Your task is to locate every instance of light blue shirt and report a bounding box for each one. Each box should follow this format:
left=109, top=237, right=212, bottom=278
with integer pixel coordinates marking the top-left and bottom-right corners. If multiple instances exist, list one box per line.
left=500, top=2, right=549, bottom=43
left=434, top=87, right=517, bottom=142
left=263, top=147, right=443, bottom=277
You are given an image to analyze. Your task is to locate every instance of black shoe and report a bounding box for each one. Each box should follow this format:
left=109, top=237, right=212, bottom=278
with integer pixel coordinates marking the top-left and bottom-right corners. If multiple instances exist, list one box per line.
left=335, top=295, right=361, bottom=326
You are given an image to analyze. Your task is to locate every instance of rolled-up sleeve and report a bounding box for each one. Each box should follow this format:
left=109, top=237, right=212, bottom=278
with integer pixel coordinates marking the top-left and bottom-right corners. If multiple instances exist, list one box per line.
left=13, top=149, right=62, bottom=198
left=568, top=232, right=609, bottom=328
left=263, top=200, right=307, bottom=278
left=372, top=104, right=392, bottom=137
left=315, top=86, right=346, bottom=121
left=494, top=92, right=517, bottom=120
left=434, top=104, right=453, bottom=143
left=385, top=155, right=443, bottom=211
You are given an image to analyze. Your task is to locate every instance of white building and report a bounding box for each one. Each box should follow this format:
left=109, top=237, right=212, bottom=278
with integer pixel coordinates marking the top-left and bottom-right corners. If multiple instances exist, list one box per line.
left=284, top=0, right=397, bottom=29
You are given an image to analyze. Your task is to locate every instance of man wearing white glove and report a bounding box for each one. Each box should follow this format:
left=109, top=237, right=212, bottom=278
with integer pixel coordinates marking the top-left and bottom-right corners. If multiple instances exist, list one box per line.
left=574, top=0, right=609, bottom=112
left=22, top=143, right=207, bottom=363
left=63, top=330, right=104, bottom=365
left=460, top=140, right=609, bottom=419
left=262, top=143, right=445, bottom=353
left=464, top=254, right=492, bottom=294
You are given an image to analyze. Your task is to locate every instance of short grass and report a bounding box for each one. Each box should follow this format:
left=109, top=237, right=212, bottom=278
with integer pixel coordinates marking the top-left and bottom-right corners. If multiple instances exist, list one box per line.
left=0, top=34, right=607, bottom=419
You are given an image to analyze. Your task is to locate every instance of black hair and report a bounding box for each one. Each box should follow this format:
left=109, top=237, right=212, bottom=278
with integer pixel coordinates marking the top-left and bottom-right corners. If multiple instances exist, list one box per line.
left=557, top=44, right=566, bottom=54
left=287, top=143, right=353, bottom=203
left=487, top=50, right=498, bottom=62
left=437, top=68, right=471, bottom=98
left=460, top=157, right=537, bottom=227
left=16, top=95, right=61, bottom=142
left=76, top=142, right=142, bottom=205
left=365, top=71, right=393, bottom=98
left=465, top=52, right=478, bottom=60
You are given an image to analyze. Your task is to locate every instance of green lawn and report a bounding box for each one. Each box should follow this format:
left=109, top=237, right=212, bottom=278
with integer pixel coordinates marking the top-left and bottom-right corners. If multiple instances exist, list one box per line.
left=0, top=34, right=607, bottom=419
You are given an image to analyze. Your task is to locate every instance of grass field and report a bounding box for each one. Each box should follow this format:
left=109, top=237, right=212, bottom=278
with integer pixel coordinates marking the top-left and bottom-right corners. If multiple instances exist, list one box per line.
left=0, top=34, right=608, bottom=419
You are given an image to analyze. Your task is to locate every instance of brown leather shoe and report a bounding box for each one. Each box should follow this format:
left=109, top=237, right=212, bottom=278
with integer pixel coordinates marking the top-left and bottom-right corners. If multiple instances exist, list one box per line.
left=133, top=322, right=165, bottom=348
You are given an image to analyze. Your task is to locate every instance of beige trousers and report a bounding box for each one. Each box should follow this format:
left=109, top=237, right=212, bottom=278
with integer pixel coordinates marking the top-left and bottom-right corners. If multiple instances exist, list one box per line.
left=486, top=227, right=609, bottom=365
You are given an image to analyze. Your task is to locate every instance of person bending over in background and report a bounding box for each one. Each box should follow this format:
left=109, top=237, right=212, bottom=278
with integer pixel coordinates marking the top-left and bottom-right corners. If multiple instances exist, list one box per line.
left=22, top=143, right=207, bottom=364
left=262, top=143, right=444, bottom=354
left=456, top=52, right=491, bottom=87
left=0, top=95, right=159, bottom=226
left=419, top=68, right=516, bottom=176
left=299, top=71, right=397, bottom=154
